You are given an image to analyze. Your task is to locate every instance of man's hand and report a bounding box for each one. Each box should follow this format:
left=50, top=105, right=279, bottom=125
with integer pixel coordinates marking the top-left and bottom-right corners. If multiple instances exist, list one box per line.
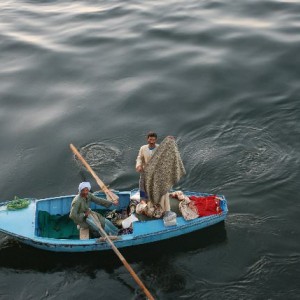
left=112, top=199, right=119, bottom=206
left=84, top=209, right=91, bottom=217
left=136, top=165, right=143, bottom=173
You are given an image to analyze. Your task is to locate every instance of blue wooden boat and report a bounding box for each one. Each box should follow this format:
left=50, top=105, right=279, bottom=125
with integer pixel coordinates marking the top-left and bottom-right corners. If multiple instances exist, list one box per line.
left=0, top=190, right=228, bottom=253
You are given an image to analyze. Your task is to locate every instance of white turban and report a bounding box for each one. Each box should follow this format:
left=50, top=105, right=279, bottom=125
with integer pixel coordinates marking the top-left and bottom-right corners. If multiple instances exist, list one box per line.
left=78, top=182, right=91, bottom=192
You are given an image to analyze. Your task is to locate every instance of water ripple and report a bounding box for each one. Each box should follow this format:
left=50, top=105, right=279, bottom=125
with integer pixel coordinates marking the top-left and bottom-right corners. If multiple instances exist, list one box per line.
left=179, top=125, right=298, bottom=195
left=0, top=0, right=300, bottom=298
left=182, top=254, right=300, bottom=299
left=75, top=136, right=139, bottom=188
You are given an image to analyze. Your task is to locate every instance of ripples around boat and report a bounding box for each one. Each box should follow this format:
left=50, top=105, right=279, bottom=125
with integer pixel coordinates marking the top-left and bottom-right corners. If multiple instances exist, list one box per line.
left=0, top=0, right=300, bottom=299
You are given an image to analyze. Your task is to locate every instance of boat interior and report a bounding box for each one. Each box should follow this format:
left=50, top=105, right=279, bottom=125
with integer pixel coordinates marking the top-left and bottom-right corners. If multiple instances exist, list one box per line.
left=35, top=191, right=131, bottom=239
left=34, top=191, right=227, bottom=240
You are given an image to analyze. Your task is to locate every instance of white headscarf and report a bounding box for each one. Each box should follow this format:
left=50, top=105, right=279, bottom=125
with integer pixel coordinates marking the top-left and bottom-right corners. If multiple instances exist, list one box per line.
left=78, top=182, right=91, bottom=192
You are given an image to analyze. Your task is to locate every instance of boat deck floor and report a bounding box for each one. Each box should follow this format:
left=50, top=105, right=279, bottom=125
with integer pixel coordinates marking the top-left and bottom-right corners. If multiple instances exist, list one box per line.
left=37, top=197, right=182, bottom=239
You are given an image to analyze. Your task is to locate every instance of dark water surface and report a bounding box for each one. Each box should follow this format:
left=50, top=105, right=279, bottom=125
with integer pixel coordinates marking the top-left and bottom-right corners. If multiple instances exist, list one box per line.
left=1, top=0, right=300, bottom=299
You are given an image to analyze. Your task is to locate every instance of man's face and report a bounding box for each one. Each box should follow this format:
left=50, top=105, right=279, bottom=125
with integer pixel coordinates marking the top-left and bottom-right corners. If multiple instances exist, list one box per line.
left=80, top=187, right=89, bottom=198
left=147, top=136, right=157, bottom=146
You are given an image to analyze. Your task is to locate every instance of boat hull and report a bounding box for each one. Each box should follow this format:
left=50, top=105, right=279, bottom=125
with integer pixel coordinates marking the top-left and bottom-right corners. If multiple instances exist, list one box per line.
left=0, top=190, right=228, bottom=253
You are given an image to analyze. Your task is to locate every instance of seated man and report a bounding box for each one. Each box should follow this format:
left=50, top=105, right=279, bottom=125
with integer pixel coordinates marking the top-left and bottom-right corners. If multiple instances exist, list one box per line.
left=69, top=182, right=118, bottom=237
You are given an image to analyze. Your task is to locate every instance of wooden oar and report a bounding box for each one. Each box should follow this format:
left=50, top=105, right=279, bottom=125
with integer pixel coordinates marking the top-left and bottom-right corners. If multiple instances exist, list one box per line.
left=70, top=143, right=119, bottom=204
left=88, top=212, right=154, bottom=299
left=71, top=143, right=154, bottom=299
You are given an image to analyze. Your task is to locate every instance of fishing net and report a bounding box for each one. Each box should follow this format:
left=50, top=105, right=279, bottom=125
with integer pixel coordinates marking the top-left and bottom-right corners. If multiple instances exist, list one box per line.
left=7, top=196, right=30, bottom=210
left=38, top=211, right=79, bottom=239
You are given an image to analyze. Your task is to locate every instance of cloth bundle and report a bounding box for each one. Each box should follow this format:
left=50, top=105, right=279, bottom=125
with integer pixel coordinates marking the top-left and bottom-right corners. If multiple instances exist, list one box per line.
left=189, top=195, right=222, bottom=217
left=170, top=191, right=198, bottom=221
left=170, top=191, right=223, bottom=221
left=136, top=201, right=164, bottom=218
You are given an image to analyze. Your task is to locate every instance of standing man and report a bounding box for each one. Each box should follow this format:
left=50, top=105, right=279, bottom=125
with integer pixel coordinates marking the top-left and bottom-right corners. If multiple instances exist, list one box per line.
left=136, top=132, right=159, bottom=201
left=131, top=131, right=171, bottom=218
left=133, top=135, right=184, bottom=218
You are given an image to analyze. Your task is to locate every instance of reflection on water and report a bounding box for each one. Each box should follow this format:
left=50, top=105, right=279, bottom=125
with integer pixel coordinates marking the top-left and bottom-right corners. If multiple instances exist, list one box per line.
left=0, top=222, right=226, bottom=273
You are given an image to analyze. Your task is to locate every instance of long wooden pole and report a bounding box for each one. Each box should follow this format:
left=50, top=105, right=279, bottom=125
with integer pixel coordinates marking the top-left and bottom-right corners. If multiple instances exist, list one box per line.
left=89, top=213, right=154, bottom=300
left=70, top=143, right=119, bottom=204
left=71, top=143, right=155, bottom=299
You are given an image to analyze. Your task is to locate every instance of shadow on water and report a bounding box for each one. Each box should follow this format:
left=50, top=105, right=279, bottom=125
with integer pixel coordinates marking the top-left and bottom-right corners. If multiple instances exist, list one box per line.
left=0, top=222, right=227, bottom=275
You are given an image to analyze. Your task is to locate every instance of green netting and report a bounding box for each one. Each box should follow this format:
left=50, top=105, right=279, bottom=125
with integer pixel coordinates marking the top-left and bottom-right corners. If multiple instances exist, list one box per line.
left=7, top=196, right=30, bottom=210
left=37, top=209, right=110, bottom=239
left=38, top=211, right=79, bottom=239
